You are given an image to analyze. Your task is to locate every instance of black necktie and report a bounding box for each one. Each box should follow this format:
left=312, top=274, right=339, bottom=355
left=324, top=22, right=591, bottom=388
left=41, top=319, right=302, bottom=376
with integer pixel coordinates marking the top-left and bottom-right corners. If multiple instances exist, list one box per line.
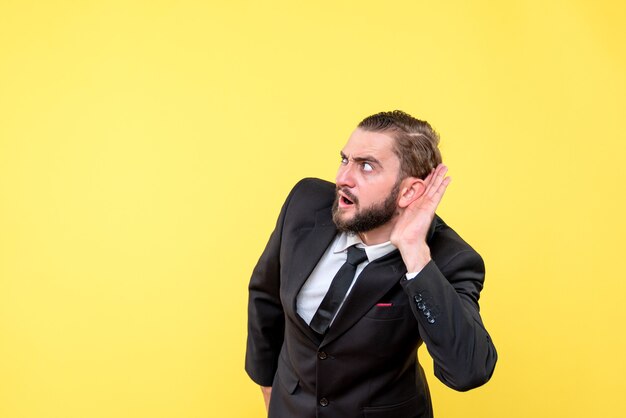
left=310, top=246, right=368, bottom=335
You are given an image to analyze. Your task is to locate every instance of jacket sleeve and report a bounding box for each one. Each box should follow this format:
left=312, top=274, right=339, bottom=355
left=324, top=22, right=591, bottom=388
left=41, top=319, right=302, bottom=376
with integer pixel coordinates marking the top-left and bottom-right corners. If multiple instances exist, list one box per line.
left=244, top=183, right=299, bottom=386
left=400, top=249, right=497, bottom=391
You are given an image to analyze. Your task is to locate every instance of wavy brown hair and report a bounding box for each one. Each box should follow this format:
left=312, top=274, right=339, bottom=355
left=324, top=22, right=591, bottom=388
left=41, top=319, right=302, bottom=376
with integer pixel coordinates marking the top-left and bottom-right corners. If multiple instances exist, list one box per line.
left=357, top=110, right=442, bottom=180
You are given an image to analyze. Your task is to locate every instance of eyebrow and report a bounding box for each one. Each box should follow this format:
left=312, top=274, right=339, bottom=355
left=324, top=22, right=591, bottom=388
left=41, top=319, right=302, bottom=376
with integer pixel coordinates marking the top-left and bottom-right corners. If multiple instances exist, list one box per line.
left=340, top=151, right=382, bottom=167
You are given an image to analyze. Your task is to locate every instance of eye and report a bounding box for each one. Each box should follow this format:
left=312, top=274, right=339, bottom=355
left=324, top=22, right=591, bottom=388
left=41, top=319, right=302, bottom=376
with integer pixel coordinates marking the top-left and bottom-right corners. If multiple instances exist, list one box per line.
left=340, top=156, right=348, bottom=165
left=362, top=162, right=373, bottom=172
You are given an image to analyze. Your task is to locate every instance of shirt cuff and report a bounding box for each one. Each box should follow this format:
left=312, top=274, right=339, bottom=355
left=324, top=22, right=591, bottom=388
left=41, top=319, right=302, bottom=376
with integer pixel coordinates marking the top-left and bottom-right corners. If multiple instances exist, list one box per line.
left=404, top=268, right=423, bottom=280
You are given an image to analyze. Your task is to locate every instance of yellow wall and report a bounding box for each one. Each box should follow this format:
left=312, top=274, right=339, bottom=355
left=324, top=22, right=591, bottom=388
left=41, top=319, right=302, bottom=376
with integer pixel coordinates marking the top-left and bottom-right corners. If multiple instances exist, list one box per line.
left=1, top=1, right=625, bottom=417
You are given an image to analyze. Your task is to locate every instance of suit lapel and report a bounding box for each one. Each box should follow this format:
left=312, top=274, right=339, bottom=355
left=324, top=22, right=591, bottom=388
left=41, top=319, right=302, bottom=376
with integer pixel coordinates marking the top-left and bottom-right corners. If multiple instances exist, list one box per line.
left=285, top=208, right=337, bottom=342
left=284, top=207, right=438, bottom=346
left=321, top=250, right=407, bottom=347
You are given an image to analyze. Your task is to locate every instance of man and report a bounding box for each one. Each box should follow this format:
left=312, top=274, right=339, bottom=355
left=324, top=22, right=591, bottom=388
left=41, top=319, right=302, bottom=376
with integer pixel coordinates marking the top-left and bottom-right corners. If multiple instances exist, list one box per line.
left=245, top=110, right=497, bottom=418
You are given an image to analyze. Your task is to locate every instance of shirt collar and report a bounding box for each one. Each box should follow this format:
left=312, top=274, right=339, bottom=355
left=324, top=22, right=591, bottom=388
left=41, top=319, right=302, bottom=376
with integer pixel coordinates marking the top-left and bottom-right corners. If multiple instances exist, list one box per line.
left=333, top=232, right=397, bottom=262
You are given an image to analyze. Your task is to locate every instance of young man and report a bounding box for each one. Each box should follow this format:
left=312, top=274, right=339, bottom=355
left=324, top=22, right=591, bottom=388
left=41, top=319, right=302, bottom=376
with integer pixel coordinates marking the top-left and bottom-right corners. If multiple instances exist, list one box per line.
left=246, top=111, right=497, bottom=418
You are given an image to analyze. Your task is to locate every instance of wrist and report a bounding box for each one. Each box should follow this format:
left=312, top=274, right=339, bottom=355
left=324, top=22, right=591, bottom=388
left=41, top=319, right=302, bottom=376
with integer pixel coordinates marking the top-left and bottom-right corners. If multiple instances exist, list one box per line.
left=400, top=246, right=431, bottom=273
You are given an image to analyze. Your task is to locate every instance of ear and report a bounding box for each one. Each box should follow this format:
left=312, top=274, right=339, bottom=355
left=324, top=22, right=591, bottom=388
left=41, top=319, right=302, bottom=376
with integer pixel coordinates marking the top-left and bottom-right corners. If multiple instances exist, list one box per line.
left=397, top=177, right=426, bottom=209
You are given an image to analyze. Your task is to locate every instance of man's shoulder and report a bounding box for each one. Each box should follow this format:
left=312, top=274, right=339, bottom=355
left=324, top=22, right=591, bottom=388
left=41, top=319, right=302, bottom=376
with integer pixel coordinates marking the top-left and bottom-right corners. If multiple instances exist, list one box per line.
left=277, top=178, right=336, bottom=230
left=286, top=177, right=335, bottom=207
left=291, top=177, right=335, bottom=196
left=430, top=216, right=483, bottom=268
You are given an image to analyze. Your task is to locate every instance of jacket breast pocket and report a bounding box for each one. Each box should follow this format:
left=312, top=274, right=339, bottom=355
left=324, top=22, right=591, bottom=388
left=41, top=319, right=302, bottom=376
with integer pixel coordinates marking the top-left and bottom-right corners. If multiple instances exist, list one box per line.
left=364, top=304, right=405, bottom=320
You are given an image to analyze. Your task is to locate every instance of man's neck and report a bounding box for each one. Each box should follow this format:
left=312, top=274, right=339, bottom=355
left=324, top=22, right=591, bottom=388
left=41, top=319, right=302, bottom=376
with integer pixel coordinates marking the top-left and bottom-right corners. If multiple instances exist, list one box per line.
left=357, top=222, right=395, bottom=246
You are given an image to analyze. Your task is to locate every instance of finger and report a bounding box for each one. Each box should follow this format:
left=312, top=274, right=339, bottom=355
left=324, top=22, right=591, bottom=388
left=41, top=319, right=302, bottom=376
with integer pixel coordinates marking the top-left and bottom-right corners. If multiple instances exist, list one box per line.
left=426, top=165, right=448, bottom=198
left=429, top=176, right=451, bottom=206
left=420, top=166, right=439, bottom=196
left=423, top=168, right=435, bottom=186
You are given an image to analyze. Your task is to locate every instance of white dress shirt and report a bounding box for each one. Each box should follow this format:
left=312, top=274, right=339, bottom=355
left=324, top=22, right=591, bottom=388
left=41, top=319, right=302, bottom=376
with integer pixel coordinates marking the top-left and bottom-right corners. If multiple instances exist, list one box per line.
left=296, top=232, right=401, bottom=326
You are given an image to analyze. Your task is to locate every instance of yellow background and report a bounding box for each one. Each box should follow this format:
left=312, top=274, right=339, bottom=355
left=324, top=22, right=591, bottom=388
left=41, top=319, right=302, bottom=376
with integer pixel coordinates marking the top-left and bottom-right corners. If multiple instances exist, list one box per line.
left=1, top=1, right=625, bottom=417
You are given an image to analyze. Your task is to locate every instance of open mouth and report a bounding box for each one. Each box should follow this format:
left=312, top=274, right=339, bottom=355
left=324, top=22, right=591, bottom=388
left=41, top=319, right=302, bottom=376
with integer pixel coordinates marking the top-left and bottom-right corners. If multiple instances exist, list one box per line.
left=341, top=195, right=354, bottom=205
left=337, top=189, right=357, bottom=207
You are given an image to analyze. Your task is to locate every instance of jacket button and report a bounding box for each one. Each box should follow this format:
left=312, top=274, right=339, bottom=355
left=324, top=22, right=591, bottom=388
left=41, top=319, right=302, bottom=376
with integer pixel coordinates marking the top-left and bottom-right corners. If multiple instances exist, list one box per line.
left=319, top=397, right=329, bottom=407
left=318, top=351, right=328, bottom=360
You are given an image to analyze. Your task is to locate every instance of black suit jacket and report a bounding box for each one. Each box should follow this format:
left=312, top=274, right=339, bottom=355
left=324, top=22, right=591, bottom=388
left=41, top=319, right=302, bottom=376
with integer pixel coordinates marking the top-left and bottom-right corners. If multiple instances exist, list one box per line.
left=246, top=178, right=497, bottom=418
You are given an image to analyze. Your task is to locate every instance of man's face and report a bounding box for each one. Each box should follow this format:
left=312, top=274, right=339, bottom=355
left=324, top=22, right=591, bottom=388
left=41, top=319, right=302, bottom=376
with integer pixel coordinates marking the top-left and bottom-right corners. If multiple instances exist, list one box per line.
left=332, top=129, right=402, bottom=233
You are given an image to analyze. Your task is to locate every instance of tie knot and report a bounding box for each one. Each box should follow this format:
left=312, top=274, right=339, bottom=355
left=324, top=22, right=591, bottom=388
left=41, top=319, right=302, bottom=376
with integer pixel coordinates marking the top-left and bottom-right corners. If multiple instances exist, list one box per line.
left=346, top=246, right=368, bottom=266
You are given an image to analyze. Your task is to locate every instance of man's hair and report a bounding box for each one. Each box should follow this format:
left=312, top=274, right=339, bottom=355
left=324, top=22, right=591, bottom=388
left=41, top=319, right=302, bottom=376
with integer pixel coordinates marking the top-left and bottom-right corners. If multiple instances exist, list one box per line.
left=357, top=110, right=442, bottom=180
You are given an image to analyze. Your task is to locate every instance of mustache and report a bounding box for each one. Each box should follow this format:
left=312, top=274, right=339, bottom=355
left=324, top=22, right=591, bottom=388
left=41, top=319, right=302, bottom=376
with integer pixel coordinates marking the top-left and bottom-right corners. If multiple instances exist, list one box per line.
left=336, top=187, right=359, bottom=205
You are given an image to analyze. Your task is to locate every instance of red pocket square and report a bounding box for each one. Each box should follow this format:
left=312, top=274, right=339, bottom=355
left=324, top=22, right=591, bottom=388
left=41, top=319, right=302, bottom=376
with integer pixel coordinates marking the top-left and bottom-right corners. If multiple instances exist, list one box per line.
left=376, top=302, right=393, bottom=307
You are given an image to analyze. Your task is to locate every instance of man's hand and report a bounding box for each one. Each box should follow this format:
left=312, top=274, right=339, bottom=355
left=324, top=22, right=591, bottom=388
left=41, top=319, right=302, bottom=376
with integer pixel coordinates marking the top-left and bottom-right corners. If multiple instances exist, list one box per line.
left=390, top=164, right=451, bottom=273
left=261, top=386, right=272, bottom=413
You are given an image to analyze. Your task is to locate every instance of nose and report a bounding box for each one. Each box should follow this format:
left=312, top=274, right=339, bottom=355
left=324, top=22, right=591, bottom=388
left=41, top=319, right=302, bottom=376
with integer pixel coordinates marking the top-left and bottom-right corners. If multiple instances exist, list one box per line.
left=335, top=161, right=356, bottom=188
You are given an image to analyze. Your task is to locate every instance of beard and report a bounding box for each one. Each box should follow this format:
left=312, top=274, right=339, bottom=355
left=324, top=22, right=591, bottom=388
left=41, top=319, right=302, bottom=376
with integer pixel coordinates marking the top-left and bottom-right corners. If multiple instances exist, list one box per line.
left=332, top=181, right=401, bottom=233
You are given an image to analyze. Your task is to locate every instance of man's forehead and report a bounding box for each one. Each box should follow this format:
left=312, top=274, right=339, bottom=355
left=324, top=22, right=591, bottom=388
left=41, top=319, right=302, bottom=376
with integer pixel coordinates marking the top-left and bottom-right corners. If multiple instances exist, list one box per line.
left=341, top=129, right=396, bottom=158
